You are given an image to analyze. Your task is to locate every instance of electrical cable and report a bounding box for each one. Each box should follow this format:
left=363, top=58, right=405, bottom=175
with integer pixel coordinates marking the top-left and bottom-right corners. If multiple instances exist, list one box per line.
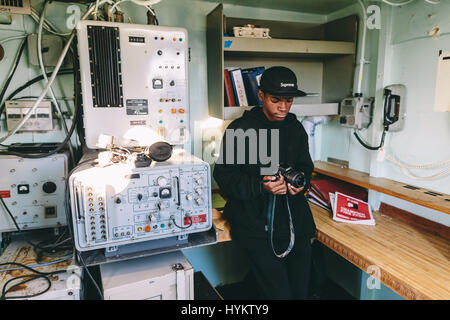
left=77, top=251, right=104, bottom=300
left=30, top=7, right=71, bottom=37
left=353, top=128, right=387, bottom=150
left=108, top=0, right=161, bottom=21
left=0, top=256, right=72, bottom=273
left=0, top=35, right=27, bottom=46
left=0, top=0, right=111, bottom=144
left=171, top=215, right=192, bottom=230
left=0, top=89, right=80, bottom=159
left=1, top=274, right=51, bottom=300
left=356, top=0, right=368, bottom=95
left=0, top=69, right=74, bottom=117
left=0, top=195, right=21, bottom=232
left=64, top=158, right=104, bottom=300
left=38, top=0, right=76, bottom=163
left=382, top=0, right=415, bottom=6
left=0, top=39, right=27, bottom=109
left=0, top=262, right=66, bottom=300
left=385, top=153, right=450, bottom=180
left=385, top=154, right=450, bottom=169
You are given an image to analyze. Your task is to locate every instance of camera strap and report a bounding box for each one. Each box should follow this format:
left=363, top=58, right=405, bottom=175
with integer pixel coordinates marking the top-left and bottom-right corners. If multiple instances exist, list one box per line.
left=267, top=194, right=295, bottom=258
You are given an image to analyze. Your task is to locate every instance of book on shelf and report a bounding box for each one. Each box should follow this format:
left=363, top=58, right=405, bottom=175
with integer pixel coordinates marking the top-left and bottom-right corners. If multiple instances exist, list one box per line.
left=224, top=69, right=237, bottom=106
left=223, top=66, right=265, bottom=107
left=242, top=66, right=265, bottom=106
left=308, top=176, right=368, bottom=206
left=228, top=68, right=248, bottom=106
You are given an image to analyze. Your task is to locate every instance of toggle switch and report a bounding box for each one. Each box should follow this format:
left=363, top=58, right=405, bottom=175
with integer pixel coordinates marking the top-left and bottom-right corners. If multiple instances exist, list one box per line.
left=157, top=127, right=165, bottom=138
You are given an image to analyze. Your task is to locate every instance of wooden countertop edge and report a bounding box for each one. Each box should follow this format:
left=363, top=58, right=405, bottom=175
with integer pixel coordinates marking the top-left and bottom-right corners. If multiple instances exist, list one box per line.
left=314, top=228, right=430, bottom=300
left=212, top=206, right=448, bottom=299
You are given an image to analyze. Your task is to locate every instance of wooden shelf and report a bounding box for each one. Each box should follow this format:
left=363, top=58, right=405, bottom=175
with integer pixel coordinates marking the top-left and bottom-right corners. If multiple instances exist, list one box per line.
left=314, top=160, right=450, bottom=215
left=311, top=203, right=450, bottom=300
left=224, top=36, right=355, bottom=57
left=206, top=4, right=357, bottom=120
left=222, top=103, right=338, bottom=120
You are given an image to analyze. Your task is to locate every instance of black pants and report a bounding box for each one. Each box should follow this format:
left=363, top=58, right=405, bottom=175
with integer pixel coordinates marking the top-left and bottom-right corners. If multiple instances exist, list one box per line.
left=236, top=234, right=313, bottom=300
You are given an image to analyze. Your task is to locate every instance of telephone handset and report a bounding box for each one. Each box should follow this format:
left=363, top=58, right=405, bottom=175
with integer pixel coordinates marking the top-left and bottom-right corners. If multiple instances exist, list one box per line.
left=383, top=88, right=400, bottom=128
left=382, top=84, right=406, bottom=132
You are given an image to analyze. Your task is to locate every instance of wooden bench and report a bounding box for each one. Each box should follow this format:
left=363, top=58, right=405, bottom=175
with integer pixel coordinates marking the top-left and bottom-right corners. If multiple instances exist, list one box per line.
left=212, top=161, right=450, bottom=300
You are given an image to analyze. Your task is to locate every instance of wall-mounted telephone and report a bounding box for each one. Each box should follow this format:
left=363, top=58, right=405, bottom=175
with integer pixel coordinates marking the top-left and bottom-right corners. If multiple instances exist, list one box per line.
left=383, top=84, right=406, bottom=132
left=339, top=96, right=374, bottom=130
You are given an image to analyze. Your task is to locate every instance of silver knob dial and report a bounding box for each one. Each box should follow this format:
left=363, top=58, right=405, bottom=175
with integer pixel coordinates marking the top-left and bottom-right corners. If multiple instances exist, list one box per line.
left=157, top=176, right=168, bottom=186
left=186, top=193, right=193, bottom=201
left=195, top=187, right=203, bottom=195
left=194, top=176, right=203, bottom=184
left=195, top=197, right=204, bottom=205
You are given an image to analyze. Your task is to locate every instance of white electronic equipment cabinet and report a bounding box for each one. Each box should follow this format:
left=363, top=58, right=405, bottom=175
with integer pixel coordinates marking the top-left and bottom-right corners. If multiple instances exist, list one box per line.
left=0, top=153, right=68, bottom=232
left=100, top=251, right=194, bottom=300
left=76, top=21, right=190, bottom=149
left=69, top=153, right=212, bottom=252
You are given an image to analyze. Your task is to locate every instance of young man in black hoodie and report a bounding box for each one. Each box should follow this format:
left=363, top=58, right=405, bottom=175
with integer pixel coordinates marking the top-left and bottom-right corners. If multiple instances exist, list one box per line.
left=213, top=66, right=316, bottom=299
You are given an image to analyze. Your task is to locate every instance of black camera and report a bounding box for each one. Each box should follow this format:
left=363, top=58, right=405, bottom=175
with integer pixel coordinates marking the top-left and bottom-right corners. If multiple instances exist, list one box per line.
left=275, top=165, right=306, bottom=188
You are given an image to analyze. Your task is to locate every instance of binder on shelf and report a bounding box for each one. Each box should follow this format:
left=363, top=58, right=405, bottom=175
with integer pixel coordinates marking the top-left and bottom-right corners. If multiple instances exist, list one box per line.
left=224, top=69, right=237, bottom=106
left=242, top=66, right=265, bottom=107
left=228, top=68, right=248, bottom=106
left=308, top=176, right=368, bottom=207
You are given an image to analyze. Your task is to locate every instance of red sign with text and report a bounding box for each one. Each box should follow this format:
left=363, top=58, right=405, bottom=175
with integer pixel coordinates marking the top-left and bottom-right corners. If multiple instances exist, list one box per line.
left=334, top=192, right=372, bottom=222
left=0, top=190, right=11, bottom=199
left=184, top=214, right=207, bottom=225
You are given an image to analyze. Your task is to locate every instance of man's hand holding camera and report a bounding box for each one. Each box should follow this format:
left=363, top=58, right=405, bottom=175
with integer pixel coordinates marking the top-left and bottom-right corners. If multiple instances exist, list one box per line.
left=262, top=175, right=305, bottom=196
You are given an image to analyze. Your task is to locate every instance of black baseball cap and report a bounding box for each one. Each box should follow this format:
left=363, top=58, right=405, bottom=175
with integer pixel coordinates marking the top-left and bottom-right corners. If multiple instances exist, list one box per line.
left=259, top=66, right=307, bottom=97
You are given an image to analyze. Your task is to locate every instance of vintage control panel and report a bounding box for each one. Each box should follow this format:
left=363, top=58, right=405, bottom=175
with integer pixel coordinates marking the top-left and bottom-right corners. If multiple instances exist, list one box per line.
left=69, top=154, right=212, bottom=251
left=76, top=21, right=189, bottom=148
left=0, top=153, right=68, bottom=232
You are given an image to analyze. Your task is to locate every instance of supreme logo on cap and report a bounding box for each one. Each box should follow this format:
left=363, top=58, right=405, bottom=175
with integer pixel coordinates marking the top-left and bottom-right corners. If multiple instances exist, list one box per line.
left=280, top=82, right=295, bottom=87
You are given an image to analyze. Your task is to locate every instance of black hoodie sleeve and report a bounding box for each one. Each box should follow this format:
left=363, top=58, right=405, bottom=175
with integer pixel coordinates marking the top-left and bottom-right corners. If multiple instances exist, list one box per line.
left=296, top=123, right=314, bottom=189
left=213, top=124, right=263, bottom=201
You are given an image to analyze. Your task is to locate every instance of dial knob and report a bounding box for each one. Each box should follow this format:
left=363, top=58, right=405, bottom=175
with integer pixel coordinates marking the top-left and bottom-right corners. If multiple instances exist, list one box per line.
left=137, top=193, right=143, bottom=201
left=195, top=197, right=204, bottom=205
left=157, top=176, right=168, bottom=186
left=194, top=176, right=203, bottom=184
left=42, top=181, right=57, bottom=194
left=185, top=193, right=193, bottom=201
left=195, top=187, right=203, bottom=195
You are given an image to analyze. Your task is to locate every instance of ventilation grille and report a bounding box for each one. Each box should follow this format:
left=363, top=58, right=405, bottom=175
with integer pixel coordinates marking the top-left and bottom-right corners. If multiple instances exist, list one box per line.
left=0, top=0, right=31, bottom=14
left=403, top=185, right=420, bottom=190
left=87, top=25, right=123, bottom=108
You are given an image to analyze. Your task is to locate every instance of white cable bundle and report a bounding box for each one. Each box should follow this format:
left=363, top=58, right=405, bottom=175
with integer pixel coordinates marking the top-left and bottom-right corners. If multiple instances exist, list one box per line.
left=385, top=152, right=450, bottom=180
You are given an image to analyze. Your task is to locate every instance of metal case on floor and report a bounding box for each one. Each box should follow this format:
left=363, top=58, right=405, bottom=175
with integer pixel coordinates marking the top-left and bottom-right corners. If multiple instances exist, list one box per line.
left=100, top=250, right=193, bottom=300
